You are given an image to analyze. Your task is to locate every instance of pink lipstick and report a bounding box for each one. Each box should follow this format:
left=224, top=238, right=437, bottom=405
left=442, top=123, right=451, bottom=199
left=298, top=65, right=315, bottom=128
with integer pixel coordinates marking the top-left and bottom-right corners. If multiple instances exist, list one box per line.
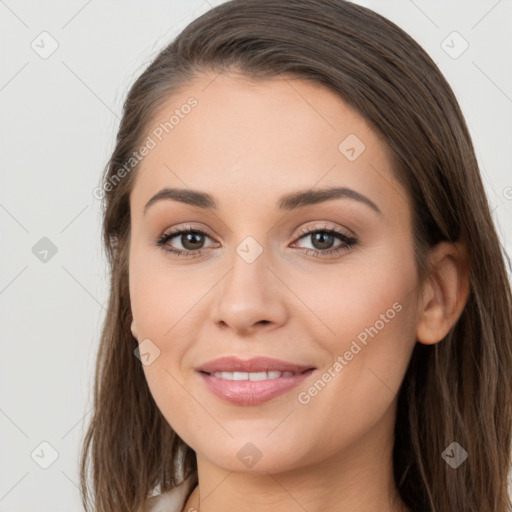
left=196, top=356, right=316, bottom=406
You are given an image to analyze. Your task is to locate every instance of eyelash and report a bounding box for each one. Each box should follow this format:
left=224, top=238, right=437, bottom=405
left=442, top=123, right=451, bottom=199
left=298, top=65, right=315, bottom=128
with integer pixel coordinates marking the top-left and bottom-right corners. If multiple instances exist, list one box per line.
left=155, top=224, right=358, bottom=259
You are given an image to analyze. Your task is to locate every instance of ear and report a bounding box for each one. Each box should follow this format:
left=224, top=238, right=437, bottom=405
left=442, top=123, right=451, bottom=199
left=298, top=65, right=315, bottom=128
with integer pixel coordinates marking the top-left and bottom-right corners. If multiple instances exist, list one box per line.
left=131, top=319, right=139, bottom=341
left=416, top=240, right=470, bottom=345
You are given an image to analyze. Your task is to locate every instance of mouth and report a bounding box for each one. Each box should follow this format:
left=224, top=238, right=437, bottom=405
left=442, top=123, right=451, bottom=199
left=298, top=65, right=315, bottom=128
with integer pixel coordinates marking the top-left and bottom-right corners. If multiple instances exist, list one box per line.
left=197, top=365, right=316, bottom=406
left=195, top=356, right=317, bottom=405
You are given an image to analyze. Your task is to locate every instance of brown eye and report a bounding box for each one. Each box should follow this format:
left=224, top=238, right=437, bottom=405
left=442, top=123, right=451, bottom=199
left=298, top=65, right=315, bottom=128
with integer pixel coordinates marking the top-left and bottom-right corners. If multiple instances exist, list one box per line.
left=156, top=227, right=216, bottom=257
left=293, top=224, right=357, bottom=258
left=176, top=231, right=205, bottom=250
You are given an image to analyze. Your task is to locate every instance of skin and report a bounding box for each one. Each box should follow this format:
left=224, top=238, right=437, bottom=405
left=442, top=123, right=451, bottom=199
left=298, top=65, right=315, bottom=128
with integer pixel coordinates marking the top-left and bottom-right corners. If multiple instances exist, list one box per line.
left=128, top=71, right=470, bottom=512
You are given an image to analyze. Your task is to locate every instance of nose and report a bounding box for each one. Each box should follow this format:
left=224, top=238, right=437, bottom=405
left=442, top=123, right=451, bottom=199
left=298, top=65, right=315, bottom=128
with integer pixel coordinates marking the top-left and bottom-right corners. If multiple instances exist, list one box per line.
left=210, top=245, right=288, bottom=336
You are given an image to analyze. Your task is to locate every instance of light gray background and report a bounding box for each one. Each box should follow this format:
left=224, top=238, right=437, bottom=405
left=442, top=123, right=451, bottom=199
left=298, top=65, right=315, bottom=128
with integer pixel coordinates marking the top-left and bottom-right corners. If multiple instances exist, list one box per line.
left=1, top=1, right=511, bottom=510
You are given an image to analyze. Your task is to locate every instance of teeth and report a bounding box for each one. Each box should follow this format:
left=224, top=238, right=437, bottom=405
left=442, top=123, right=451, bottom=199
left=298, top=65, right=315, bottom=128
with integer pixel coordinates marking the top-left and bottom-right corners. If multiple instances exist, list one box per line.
left=211, top=370, right=297, bottom=380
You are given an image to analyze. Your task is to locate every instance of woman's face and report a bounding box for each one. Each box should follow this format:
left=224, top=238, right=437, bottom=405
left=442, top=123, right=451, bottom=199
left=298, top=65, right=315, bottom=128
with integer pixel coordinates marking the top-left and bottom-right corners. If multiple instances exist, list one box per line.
left=128, top=72, right=421, bottom=473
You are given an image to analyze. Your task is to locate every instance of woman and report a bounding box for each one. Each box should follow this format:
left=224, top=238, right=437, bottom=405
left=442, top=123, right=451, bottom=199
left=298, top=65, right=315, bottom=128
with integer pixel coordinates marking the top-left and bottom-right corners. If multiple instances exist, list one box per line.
left=79, top=1, right=512, bottom=511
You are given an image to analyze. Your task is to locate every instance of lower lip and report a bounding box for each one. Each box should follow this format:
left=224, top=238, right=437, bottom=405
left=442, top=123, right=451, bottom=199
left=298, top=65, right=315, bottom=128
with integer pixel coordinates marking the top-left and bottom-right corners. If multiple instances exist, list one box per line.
left=198, top=369, right=316, bottom=406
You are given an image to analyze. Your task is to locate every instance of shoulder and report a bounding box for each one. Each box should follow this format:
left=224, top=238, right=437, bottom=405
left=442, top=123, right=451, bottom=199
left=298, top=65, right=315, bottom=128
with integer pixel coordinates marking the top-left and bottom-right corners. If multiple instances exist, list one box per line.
left=141, top=474, right=197, bottom=512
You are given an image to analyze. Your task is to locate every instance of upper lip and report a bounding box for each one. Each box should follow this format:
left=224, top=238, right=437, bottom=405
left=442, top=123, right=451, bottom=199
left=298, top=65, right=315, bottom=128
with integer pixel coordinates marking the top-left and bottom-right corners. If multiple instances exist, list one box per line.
left=196, top=356, right=315, bottom=374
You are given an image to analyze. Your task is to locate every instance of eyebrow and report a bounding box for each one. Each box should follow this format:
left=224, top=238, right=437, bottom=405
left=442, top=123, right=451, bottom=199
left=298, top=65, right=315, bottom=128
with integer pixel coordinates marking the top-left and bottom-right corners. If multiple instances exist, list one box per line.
left=143, top=186, right=382, bottom=216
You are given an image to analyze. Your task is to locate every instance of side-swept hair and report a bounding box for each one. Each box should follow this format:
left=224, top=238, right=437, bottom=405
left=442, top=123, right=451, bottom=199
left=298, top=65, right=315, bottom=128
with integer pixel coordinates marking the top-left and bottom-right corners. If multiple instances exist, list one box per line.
left=80, top=1, right=512, bottom=510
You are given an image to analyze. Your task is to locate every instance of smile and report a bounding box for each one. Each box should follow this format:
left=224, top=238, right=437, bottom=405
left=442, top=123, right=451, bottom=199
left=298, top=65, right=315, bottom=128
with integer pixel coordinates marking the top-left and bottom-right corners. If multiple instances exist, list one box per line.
left=198, top=368, right=316, bottom=405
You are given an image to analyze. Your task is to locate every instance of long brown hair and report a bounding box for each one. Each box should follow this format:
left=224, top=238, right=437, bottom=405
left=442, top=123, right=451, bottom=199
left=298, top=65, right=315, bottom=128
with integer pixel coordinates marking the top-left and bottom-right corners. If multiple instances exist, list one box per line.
left=79, top=1, right=512, bottom=510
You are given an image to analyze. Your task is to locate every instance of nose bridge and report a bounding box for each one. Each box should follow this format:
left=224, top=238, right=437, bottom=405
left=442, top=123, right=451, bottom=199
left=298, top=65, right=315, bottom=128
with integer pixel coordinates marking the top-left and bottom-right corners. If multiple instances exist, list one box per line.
left=223, top=233, right=273, bottom=306
left=211, top=231, right=287, bottom=331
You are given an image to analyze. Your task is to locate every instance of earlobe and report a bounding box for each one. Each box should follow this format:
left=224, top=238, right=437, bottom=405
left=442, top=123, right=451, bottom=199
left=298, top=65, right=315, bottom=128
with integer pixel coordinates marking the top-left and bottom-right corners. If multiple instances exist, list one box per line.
left=131, top=319, right=139, bottom=341
left=416, top=241, right=470, bottom=345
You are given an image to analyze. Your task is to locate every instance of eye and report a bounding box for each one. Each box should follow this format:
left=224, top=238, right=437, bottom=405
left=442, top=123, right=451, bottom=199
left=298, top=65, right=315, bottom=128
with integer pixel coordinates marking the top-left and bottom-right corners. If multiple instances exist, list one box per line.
left=292, top=223, right=357, bottom=258
left=155, top=225, right=217, bottom=258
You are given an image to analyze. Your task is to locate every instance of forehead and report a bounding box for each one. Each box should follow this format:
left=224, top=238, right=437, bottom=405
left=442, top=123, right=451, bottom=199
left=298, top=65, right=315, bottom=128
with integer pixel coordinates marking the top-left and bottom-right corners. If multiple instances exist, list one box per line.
left=130, top=72, right=404, bottom=217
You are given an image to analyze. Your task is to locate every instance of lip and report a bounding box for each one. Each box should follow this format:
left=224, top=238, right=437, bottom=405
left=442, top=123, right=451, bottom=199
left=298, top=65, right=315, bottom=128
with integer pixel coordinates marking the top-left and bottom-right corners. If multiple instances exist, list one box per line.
left=195, top=356, right=317, bottom=406
left=196, top=356, right=315, bottom=374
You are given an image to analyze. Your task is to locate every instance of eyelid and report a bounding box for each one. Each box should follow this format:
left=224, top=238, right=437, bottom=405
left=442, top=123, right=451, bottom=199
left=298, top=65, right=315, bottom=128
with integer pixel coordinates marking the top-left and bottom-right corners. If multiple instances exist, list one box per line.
left=295, top=222, right=356, bottom=240
left=159, top=220, right=354, bottom=239
left=160, top=223, right=217, bottom=239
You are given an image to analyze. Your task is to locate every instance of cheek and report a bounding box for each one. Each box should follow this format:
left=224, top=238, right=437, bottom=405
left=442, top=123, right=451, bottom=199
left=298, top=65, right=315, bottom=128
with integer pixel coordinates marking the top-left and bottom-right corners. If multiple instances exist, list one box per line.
left=129, top=240, right=181, bottom=339
left=295, top=249, right=418, bottom=440
left=287, top=302, right=417, bottom=466
left=128, top=241, right=202, bottom=395
left=299, top=237, right=418, bottom=353
left=129, top=248, right=198, bottom=437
